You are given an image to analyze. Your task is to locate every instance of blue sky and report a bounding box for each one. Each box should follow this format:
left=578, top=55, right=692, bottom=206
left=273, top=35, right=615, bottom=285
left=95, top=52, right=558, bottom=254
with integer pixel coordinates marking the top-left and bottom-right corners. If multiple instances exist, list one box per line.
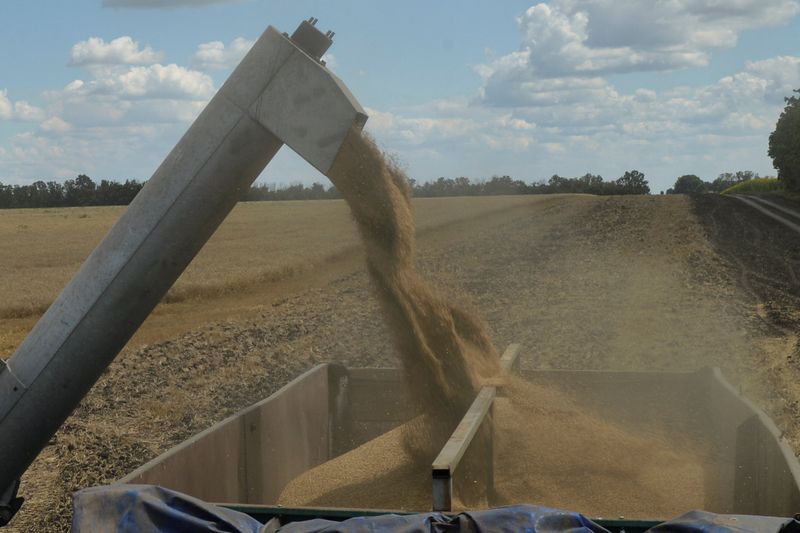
left=1, top=0, right=799, bottom=193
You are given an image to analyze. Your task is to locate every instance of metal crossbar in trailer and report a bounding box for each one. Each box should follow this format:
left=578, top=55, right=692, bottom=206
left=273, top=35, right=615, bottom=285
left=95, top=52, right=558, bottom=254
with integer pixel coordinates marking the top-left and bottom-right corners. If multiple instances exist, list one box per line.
left=431, top=386, right=496, bottom=512
left=430, top=342, right=522, bottom=511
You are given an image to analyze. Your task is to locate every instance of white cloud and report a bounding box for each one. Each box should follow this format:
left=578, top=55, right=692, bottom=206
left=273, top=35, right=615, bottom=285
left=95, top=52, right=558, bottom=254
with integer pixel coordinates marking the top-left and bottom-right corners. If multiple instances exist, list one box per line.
left=0, top=124, right=177, bottom=183
left=365, top=105, right=483, bottom=146
left=55, top=64, right=214, bottom=106
left=40, top=116, right=72, bottom=132
left=110, top=64, right=214, bottom=99
left=545, top=142, right=565, bottom=154
left=0, top=90, right=46, bottom=122
left=478, top=0, right=800, bottom=106
left=192, top=37, right=253, bottom=70
left=0, top=35, right=222, bottom=182
left=734, top=56, right=800, bottom=104
left=458, top=1, right=800, bottom=188
left=44, top=71, right=212, bottom=131
left=0, top=90, right=12, bottom=120
left=13, top=101, right=46, bottom=121
left=365, top=104, right=537, bottom=153
left=70, top=36, right=164, bottom=66
left=103, top=0, right=241, bottom=8
left=362, top=50, right=800, bottom=191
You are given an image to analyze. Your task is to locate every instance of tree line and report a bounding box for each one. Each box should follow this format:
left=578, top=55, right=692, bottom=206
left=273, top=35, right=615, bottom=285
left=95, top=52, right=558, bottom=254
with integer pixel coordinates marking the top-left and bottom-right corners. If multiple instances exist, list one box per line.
left=0, top=169, right=651, bottom=209
left=0, top=175, right=144, bottom=209
left=666, top=171, right=762, bottom=195
left=411, top=170, right=649, bottom=197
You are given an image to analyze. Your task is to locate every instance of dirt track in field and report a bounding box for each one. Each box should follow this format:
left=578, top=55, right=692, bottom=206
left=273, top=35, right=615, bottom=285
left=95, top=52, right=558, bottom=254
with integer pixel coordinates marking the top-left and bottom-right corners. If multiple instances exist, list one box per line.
left=7, top=193, right=799, bottom=531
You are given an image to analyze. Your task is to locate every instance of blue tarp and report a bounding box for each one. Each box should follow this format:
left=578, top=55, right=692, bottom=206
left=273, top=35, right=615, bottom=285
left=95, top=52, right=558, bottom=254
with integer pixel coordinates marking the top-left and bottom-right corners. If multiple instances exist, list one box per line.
left=72, top=485, right=800, bottom=533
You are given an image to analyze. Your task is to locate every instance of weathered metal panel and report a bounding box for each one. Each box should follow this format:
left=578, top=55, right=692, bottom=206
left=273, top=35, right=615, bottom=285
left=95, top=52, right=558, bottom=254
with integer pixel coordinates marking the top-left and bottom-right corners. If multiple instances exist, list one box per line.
left=522, top=369, right=725, bottom=512
left=120, top=363, right=800, bottom=518
left=245, top=364, right=330, bottom=503
left=709, top=373, right=800, bottom=516
left=522, top=368, right=800, bottom=516
left=737, top=412, right=800, bottom=515
left=121, top=407, right=248, bottom=502
left=699, top=368, right=756, bottom=512
left=250, top=45, right=367, bottom=175
left=698, top=368, right=800, bottom=514
left=120, top=364, right=332, bottom=504
left=346, top=368, right=413, bottom=447
left=327, top=364, right=351, bottom=457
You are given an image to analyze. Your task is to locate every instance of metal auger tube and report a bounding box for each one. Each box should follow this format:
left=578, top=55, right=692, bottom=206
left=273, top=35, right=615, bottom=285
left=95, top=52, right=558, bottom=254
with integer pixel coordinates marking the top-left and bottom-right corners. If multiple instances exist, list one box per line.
left=0, top=17, right=366, bottom=509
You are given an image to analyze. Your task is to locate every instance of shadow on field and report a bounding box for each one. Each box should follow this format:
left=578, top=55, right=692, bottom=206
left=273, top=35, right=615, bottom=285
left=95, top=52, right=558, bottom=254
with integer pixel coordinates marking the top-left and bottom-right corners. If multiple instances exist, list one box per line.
left=691, top=194, right=800, bottom=334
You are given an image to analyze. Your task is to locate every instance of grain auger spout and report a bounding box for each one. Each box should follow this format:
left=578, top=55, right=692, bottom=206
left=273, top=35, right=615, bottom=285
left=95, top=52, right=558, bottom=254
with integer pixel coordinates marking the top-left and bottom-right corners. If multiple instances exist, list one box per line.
left=0, top=18, right=366, bottom=524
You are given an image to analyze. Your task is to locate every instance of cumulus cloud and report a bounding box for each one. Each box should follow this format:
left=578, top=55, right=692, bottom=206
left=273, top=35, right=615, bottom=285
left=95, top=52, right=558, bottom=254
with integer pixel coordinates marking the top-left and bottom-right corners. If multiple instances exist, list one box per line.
left=45, top=63, right=214, bottom=131
left=365, top=104, right=537, bottom=153
left=0, top=89, right=46, bottom=122
left=40, top=116, right=72, bottom=132
left=13, top=101, right=46, bottom=121
left=2, top=31, right=229, bottom=182
left=729, top=56, right=800, bottom=104
left=94, top=64, right=214, bottom=99
left=362, top=49, right=800, bottom=191
left=0, top=90, right=11, bottom=120
left=103, top=0, right=242, bottom=8
left=478, top=0, right=800, bottom=106
left=70, top=36, right=164, bottom=66
left=0, top=35, right=217, bottom=183
left=58, top=35, right=215, bottom=117
left=192, top=37, right=253, bottom=70
left=0, top=124, right=171, bottom=183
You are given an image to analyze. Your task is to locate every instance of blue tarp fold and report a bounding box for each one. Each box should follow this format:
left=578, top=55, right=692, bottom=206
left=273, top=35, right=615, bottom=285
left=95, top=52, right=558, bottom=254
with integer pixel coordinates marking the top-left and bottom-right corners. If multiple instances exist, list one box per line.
left=72, top=484, right=800, bottom=533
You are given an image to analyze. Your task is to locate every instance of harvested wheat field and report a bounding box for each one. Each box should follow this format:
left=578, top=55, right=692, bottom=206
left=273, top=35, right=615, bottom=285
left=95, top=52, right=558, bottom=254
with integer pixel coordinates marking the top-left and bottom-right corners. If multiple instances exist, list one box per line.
left=0, top=195, right=534, bottom=356
left=5, top=192, right=800, bottom=531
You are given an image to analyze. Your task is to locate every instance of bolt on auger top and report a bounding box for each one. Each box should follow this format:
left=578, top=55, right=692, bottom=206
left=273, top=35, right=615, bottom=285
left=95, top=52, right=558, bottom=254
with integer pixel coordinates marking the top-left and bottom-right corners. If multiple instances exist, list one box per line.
left=0, top=18, right=367, bottom=523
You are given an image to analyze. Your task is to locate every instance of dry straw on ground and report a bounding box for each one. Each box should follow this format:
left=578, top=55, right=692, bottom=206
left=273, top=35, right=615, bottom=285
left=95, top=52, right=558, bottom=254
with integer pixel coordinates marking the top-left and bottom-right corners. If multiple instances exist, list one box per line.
left=0, top=196, right=536, bottom=356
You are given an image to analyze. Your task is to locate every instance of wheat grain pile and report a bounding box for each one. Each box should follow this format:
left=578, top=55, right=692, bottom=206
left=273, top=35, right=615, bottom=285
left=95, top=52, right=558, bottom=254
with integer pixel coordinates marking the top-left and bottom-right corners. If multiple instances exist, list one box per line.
left=279, top=377, right=707, bottom=518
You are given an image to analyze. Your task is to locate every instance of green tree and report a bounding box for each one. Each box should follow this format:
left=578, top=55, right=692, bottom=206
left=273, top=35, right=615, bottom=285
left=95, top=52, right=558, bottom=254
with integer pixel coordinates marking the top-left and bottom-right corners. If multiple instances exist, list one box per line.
left=769, top=89, right=800, bottom=191
left=0, top=183, right=12, bottom=208
left=579, top=173, right=605, bottom=194
left=483, top=175, right=527, bottom=195
left=671, top=174, right=706, bottom=194
left=709, top=170, right=757, bottom=192
left=616, top=170, right=650, bottom=195
left=64, top=174, right=96, bottom=206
